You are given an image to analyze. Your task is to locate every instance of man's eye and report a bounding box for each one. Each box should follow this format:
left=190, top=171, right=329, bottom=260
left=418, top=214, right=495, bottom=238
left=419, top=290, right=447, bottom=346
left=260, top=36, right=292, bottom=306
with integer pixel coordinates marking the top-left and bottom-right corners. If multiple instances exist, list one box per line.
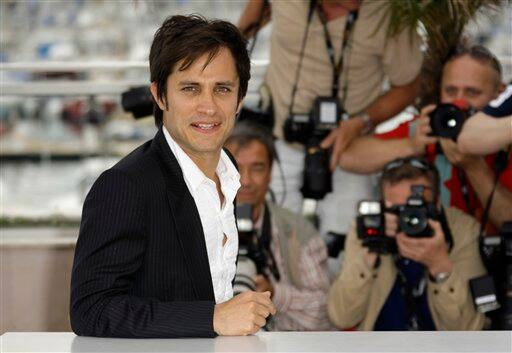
left=182, top=86, right=198, bottom=92
left=216, top=86, right=231, bottom=93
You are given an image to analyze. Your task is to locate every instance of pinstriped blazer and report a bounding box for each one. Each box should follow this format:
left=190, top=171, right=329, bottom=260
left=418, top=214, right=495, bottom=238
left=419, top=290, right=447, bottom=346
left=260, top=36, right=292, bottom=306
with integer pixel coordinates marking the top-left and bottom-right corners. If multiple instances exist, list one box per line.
left=70, top=127, right=235, bottom=338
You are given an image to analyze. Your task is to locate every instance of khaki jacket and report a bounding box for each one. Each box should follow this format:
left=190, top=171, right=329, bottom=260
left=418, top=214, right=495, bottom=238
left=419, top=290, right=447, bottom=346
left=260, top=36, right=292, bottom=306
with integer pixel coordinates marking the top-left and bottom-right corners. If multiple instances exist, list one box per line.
left=328, top=207, right=487, bottom=331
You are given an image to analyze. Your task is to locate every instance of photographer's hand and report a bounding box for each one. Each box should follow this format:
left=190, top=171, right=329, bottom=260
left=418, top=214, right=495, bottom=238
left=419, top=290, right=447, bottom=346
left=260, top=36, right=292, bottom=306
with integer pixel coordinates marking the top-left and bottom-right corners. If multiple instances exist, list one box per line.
left=396, top=219, right=453, bottom=276
left=409, top=105, right=438, bottom=155
left=254, top=274, right=274, bottom=296
left=213, top=291, right=276, bottom=336
left=320, top=117, right=365, bottom=171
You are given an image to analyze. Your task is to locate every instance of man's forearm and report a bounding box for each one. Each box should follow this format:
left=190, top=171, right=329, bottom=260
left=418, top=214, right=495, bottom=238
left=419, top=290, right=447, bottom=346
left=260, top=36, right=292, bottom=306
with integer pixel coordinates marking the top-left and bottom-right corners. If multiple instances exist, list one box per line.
left=237, top=0, right=269, bottom=39
left=339, top=136, right=416, bottom=174
left=458, top=113, right=512, bottom=155
left=364, top=75, right=420, bottom=125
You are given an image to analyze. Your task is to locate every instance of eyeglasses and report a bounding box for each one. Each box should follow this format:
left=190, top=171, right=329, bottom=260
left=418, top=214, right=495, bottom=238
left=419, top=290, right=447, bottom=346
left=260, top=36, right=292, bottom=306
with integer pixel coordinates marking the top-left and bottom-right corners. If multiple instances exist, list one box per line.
left=383, top=157, right=433, bottom=173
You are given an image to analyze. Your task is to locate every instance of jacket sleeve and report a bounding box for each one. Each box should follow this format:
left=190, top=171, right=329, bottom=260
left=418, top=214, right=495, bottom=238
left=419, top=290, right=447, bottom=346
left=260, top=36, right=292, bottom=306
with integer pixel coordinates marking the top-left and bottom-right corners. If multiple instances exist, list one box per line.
left=427, top=209, right=487, bottom=330
left=70, top=169, right=215, bottom=338
left=327, top=222, right=376, bottom=329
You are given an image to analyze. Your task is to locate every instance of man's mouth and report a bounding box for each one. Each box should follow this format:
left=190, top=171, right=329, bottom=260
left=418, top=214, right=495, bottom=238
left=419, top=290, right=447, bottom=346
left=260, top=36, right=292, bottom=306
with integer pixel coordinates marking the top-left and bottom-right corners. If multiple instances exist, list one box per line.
left=190, top=122, right=221, bottom=133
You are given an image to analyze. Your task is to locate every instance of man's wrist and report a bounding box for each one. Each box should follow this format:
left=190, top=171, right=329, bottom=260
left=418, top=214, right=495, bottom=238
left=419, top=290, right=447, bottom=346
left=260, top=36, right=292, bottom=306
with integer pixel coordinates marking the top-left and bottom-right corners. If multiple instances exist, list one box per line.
left=355, top=112, right=374, bottom=135
left=408, top=136, right=424, bottom=156
left=428, top=258, right=453, bottom=278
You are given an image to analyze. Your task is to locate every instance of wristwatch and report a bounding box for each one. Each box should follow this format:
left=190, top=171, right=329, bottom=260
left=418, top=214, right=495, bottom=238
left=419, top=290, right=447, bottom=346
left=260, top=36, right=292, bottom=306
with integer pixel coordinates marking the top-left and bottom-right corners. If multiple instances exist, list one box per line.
left=357, top=112, right=374, bottom=135
left=429, top=271, right=451, bottom=284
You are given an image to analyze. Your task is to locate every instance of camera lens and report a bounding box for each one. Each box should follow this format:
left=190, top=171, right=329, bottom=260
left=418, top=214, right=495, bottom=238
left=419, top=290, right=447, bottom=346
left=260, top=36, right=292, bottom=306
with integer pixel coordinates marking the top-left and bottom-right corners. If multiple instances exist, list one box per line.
left=429, top=103, right=467, bottom=139
left=399, top=208, right=429, bottom=237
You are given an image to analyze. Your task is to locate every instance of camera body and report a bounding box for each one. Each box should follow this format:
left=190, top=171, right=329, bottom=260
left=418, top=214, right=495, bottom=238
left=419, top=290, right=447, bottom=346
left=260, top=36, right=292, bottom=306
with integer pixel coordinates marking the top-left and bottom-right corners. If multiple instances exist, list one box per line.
left=429, top=100, right=475, bottom=140
left=283, top=97, right=342, bottom=200
left=391, top=185, right=440, bottom=238
left=236, top=204, right=268, bottom=274
left=478, top=221, right=512, bottom=329
left=284, top=96, right=341, bottom=144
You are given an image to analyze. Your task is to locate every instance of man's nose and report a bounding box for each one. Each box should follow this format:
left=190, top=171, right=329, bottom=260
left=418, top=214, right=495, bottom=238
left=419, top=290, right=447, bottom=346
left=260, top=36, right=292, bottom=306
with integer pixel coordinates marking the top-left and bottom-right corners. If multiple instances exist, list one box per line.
left=240, top=170, right=251, bottom=187
left=196, top=91, right=216, bottom=116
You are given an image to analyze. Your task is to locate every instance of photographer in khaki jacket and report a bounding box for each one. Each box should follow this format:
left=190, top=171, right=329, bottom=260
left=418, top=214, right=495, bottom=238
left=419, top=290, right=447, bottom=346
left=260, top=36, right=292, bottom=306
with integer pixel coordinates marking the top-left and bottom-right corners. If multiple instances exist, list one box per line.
left=328, top=157, right=487, bottom=331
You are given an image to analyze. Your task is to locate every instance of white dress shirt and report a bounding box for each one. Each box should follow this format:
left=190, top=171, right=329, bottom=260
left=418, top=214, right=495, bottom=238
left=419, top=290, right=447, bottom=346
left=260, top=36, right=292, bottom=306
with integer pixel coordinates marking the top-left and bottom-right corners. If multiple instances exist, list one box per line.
left=163, top=128, right=240, bottom=304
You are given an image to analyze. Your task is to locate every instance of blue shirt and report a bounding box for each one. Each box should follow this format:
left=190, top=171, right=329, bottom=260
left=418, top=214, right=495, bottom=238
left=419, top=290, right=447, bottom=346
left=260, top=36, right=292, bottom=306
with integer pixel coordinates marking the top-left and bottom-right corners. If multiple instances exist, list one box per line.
left=374, top=258, right=436, bottom=331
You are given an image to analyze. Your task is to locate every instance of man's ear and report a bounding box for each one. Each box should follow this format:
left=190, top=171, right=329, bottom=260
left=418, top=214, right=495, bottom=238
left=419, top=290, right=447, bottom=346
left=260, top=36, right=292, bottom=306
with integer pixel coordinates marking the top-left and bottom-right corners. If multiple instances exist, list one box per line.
left=150, top=82, right=166, bottom=111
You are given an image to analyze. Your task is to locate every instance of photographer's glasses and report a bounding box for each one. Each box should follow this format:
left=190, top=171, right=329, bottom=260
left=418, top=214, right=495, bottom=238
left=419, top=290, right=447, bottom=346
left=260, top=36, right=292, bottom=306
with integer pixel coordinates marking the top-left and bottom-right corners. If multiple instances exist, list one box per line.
left=383, top=157, right=433, bottom=173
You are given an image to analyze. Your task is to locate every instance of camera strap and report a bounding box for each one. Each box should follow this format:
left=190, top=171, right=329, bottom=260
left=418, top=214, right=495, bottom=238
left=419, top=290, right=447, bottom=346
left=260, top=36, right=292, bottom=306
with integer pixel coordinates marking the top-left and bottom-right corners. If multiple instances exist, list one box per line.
left=287, top=0, right=317, bottom=118
left=259, top=203, right=281, bottom=281
left=479, top=146, right=511, bottom=236
left=317, top=5, right=358, bottom=101
left=393, top=256, right=427, bottom=331
left=287, top=1, right=358, bottom=116
left=457, top=168, right=476, bottom=216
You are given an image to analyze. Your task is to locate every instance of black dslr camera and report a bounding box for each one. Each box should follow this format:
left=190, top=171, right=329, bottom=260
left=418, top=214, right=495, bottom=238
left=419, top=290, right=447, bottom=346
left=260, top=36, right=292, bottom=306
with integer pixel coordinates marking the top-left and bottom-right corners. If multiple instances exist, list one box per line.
left=283, top=97, right=341, bottom=200
left=429, top=100, right=475, bottom=140
left=357, top=185, right=440, bottom=254
left=474, top=221, right=512, bottom=329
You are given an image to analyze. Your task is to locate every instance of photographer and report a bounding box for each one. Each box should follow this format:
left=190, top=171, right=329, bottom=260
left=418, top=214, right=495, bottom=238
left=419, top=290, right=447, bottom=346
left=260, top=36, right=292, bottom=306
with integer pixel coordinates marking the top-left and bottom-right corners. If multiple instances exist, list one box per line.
left=338, top=45, right=512, bottom=231
left=458, top=84, right=512, bottom=155
left=238, top=0, right=422, bottom=238
left=225, top=121, right=333, bottom=331
left=328, top=157, right=487, bottom=330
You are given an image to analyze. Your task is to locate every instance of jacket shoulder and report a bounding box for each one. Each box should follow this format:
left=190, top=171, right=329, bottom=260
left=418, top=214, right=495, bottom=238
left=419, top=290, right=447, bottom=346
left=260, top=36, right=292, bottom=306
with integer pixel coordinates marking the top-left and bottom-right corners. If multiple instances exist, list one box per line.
left=444, top=207, right=480, bottom=247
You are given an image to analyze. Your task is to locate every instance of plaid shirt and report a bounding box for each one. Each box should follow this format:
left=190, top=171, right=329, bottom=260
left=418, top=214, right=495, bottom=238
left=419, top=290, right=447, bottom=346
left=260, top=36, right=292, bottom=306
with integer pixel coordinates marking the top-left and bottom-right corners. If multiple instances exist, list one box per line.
left=255, top=205, right=335, bottom=331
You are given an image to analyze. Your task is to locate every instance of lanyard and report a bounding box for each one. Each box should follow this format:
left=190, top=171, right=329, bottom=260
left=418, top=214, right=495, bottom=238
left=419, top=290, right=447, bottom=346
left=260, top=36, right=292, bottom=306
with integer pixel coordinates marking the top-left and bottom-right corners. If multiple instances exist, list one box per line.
left=257, top=203, right=281, bottom=281
left=393, top=256, right=427, bottom=331
left=317, top=6, right=359, bottom=99
left=457, top=168, right=476, bottom=216
left=287, top=0, right=358, bottom=116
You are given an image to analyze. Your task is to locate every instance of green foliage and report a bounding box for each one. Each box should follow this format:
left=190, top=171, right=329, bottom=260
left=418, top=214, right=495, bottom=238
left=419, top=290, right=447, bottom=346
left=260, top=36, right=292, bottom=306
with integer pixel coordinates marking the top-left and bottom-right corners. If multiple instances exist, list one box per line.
left=380, top=0, right=503, bottom=106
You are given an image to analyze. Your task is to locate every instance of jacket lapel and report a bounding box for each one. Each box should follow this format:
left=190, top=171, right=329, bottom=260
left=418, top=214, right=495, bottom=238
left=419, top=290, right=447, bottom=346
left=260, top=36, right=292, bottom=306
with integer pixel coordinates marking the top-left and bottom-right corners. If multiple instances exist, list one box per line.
left=151, top=128, right=215, bottom=301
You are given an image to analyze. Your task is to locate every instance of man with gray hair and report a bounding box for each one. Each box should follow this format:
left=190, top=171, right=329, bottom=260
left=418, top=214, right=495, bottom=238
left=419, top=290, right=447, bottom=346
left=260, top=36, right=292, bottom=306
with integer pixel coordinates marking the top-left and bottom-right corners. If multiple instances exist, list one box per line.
left=225, top=121, right=333, bottom=330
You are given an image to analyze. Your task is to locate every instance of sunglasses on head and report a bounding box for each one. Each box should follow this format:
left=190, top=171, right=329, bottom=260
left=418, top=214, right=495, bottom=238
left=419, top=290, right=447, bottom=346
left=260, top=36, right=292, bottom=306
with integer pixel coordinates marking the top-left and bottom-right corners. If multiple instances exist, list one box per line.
left=383, top=157, right=433, bottom=173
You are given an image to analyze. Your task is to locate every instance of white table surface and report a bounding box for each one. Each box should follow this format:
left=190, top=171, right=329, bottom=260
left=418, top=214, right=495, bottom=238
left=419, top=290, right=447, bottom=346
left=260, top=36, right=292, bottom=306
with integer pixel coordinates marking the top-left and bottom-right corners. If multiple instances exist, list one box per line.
left=1, top=331, right=511, bottom=353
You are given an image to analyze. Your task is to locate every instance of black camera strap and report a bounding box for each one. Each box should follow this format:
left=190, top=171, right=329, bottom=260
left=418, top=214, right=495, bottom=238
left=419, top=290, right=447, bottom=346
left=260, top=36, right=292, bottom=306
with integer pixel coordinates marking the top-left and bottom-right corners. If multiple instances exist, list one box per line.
left=287, top=0, right=358, bottom=117
left=287, top=0, right=317, bottom=118
left=259, top=203, right=281, bottom=281
left=457, top=168, right=476, bottom=216
left=479, top=147, right=511, bottom=236
left=317, top=5, right=358, bottom=100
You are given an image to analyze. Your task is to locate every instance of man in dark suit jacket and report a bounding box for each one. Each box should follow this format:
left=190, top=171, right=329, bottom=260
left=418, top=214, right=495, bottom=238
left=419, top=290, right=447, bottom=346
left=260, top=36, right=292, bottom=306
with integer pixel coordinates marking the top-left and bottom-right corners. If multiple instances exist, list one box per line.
left=70, top=15, right=276, bottom=338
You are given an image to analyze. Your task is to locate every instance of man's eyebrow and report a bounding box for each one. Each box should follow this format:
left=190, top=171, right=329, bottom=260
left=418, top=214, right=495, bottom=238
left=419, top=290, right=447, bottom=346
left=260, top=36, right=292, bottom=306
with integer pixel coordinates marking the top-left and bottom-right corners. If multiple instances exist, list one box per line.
left=178, top=81, right=200, bottom=86
left=216, top=81, right=236, bottom=86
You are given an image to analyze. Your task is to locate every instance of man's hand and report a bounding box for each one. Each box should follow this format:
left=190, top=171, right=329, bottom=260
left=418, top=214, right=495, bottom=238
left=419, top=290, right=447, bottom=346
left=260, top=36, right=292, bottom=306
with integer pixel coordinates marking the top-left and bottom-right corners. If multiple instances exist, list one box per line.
left=395, top=219, right=453, bottom=276
left=213, top=291, right=276, bottom=336
left=439, top=138, right=481, bottom=170
left=320, top=117, right=365, bottom=171
left=254, top=274, right=273, bottom=295
left=409, top=105, right=438, bottom=155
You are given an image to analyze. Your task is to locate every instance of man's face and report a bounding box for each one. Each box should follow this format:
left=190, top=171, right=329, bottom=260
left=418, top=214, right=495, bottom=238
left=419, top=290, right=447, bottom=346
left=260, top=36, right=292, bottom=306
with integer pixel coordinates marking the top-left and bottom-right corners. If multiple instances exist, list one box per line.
left=440, top=55, right=501, bottom=110
left=226, top=140, right=271, bottom=209
left=382, top=177, right=435, bottom=207
left=151, top=47, right=242, bottom=160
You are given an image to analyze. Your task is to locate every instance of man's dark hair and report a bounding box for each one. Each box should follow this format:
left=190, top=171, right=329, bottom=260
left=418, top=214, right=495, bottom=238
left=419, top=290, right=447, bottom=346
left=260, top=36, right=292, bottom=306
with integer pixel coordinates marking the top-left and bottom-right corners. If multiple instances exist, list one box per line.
left=149, top=15, right=250, bottom=128
left=379, top=157, right=440, bottom=201
left=446, top=44, right=502, bottom=87
left=225, top=121, right=277, bottom=166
